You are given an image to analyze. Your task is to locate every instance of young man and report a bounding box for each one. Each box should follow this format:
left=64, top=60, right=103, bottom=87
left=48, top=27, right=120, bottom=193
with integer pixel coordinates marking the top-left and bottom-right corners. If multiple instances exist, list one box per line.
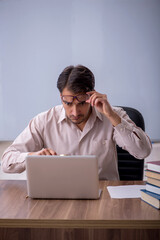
left=1, top=65, right=152, bottom=180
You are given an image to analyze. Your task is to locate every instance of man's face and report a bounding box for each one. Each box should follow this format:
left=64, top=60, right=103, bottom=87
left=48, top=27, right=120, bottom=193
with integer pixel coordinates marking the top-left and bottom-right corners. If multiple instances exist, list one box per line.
left=61, top=87, right=91, bottom=128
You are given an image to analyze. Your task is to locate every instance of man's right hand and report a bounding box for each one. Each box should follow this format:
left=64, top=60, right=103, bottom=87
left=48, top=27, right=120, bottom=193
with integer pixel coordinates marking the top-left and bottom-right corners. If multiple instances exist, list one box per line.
left=28, top=148, right=57, bottom=156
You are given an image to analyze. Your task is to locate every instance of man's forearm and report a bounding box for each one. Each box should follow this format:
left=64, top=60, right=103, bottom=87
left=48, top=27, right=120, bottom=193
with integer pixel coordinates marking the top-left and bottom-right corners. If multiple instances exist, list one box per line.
left=105, top=111, right=121, bottom=127
left=1, top=150, right=27, bottom=173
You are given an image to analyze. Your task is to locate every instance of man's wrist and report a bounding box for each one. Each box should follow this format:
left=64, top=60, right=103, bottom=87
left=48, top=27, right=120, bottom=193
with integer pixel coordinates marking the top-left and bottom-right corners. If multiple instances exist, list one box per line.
left=105, top=111, right=121, bottom=127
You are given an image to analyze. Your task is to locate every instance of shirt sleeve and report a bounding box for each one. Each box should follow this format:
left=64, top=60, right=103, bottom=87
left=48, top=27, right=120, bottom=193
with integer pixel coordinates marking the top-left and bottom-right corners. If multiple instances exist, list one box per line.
left=1, top=114, right=44, bottom=173
left=113, top=107, right=152, bottom=159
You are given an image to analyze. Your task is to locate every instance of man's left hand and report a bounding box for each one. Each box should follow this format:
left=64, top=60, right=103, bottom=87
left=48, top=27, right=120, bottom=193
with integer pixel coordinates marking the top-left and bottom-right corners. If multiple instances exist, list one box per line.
left=86, top=91, right=121, bottom=126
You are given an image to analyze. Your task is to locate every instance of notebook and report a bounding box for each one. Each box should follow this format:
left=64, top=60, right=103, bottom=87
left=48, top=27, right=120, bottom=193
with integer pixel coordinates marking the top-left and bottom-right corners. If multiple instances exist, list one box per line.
left=25, top=155, right=100, bottom=199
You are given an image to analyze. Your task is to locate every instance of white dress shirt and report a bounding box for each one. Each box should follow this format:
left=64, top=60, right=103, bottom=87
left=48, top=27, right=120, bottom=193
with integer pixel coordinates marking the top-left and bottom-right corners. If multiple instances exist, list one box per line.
left=1, top=105, right=152, bottom=180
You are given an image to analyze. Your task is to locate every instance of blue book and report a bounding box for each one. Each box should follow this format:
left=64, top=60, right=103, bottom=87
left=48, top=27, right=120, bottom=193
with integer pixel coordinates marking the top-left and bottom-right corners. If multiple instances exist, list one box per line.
left=141, top=189, right=160, bottom=209
left=146, top=183, right=160, bottom=195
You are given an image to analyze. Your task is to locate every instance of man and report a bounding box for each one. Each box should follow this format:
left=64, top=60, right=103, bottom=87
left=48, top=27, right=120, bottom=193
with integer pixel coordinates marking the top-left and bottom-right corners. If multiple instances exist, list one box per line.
left=1, top=65, right=152, bottom=180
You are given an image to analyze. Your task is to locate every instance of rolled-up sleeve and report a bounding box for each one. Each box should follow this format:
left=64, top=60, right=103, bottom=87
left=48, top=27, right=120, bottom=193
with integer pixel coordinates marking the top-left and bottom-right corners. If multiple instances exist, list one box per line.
left=1, top=115, right=44, bottom=173
left=113, top=108, right=152, bottom=159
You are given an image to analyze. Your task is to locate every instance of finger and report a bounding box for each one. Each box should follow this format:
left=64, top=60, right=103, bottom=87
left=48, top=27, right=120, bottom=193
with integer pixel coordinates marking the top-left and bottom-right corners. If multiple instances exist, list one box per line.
left=48, top=149, right=57, bottom=155
left=39, top=152, right=44, bottom=155
left=38, top=149, right=51, bottom=155
left=42, top=148, right=57, bottom=155
left=94, top=97, right=104, bottom=107
left=30, top=148, right=57, bottom=156
left=44, top=148, right=54, bottom=155
left=86, top=92, right=96, bottom=104
left=37, top=149, right=46, bottom=155
left=93, top=94, right=107, bottom=105
left=39, top=149, right=47, bottom=155
left=89, top=93, right=101, bottom=106
left=86, top=90, right=96, bottom=95
left=86, top=91, right=96, bottom=103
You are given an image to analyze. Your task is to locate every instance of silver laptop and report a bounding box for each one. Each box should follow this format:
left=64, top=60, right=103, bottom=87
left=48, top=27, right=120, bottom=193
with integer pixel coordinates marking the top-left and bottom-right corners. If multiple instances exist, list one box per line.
left=25, top=155, right=100, bottom=199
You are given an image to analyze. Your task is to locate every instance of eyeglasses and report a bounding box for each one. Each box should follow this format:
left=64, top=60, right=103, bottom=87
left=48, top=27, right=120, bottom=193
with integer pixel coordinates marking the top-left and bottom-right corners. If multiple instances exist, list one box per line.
left=61, top=94, right=90, bottom=104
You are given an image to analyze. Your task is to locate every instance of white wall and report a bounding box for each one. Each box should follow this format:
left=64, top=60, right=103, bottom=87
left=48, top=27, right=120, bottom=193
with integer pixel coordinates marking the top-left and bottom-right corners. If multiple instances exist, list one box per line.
left=0, top=0, right=160, bottom=140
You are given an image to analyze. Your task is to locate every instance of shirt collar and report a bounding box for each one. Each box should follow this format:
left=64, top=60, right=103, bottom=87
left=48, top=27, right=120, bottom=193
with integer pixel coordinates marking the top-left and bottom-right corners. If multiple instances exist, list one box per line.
left=57, top=106, right=67, bottom=123
left=92, top=106, right=103, bottom=121
left=58, top=105, right=103, bottom=124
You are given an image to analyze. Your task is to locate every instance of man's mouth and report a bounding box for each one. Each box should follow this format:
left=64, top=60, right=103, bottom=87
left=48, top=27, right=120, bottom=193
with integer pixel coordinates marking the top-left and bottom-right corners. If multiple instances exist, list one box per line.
left=70, top=115, right=83, bottom=120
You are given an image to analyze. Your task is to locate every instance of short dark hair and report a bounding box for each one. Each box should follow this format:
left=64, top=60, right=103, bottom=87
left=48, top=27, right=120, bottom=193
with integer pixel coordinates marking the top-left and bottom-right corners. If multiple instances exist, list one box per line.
left=57, top=65, right=95, bottom=94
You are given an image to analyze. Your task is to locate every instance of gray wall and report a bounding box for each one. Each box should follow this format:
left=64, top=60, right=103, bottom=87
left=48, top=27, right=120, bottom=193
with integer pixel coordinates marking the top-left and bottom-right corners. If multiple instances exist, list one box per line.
left=0, top=0, right=160, bottom=140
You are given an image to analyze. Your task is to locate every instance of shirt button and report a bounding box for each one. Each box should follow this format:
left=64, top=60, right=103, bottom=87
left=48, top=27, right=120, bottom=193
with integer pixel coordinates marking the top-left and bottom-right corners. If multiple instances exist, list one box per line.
left=102, top=140, right=106, bottom=144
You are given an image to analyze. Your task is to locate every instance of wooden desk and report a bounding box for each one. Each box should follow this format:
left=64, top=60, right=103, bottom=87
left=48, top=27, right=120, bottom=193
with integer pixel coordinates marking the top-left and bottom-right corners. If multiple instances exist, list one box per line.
left=0, top=180, right=159, bottom=240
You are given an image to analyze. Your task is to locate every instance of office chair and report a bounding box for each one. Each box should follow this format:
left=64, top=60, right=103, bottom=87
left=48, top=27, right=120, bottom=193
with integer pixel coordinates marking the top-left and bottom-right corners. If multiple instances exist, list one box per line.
left=117, top=106, right=145, bottom=180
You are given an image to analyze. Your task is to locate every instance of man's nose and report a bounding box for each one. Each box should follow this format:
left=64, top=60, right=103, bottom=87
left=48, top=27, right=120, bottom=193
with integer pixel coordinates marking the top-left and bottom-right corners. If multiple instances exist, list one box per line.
left=71, top=104, right=80, bottom=116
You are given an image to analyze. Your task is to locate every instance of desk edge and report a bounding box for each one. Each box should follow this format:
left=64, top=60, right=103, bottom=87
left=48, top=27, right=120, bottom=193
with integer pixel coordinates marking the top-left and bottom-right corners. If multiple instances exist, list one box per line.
left=0, top=219, right=160, bottom=229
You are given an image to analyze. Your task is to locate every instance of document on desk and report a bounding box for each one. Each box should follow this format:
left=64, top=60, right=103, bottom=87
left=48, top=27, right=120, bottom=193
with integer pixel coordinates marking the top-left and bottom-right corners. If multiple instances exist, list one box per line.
left=107, top=185, right=146, bottom=199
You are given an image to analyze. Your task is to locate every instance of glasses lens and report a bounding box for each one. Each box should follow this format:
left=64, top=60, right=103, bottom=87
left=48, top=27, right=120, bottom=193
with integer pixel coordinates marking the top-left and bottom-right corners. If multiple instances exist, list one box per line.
left=76, top=94, right=90, bottom=102
left=62, top=94, right=90, bottom=103
left=62, top=95, right=74, bottom=103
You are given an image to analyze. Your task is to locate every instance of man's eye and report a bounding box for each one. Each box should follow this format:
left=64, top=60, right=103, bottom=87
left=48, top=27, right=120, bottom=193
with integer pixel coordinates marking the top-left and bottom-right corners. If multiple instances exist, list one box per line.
left=65, top=101, right=72, bottom=106
left=80, top=101, right=86, bottom=105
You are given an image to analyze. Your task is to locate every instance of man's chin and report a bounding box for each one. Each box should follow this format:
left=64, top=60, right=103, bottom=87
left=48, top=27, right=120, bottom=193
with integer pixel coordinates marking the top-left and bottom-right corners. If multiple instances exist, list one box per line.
left=69, top=117, right=84, bottom=125
left=70, top=119, right=83, bottom=125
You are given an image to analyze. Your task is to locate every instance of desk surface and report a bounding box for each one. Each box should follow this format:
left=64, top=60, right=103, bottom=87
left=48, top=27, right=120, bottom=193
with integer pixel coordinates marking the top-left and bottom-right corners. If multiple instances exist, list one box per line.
left=0, top=180, right=160, bottom=229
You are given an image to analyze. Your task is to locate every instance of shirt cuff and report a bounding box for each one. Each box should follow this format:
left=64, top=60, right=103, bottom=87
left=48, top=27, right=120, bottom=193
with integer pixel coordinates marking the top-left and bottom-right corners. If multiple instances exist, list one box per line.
left=17, top=152, right=29, bottom=163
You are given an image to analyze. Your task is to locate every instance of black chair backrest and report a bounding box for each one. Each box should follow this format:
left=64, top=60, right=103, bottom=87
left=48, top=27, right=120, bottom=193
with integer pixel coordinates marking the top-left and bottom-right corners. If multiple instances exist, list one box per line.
left=117, top=106, right=145, bottom=180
